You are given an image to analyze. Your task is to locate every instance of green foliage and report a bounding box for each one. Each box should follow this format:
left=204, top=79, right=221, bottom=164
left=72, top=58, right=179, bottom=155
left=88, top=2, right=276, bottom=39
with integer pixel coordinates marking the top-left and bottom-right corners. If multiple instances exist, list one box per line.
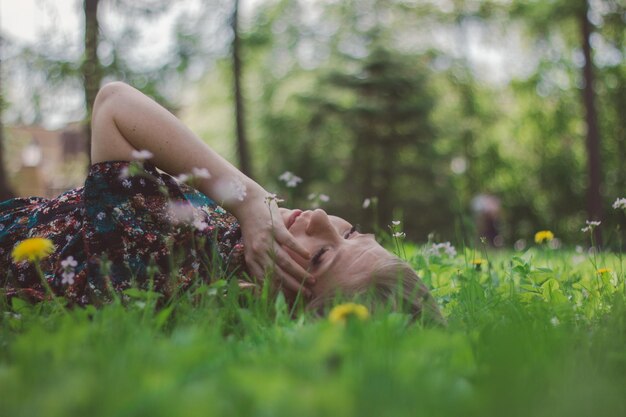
left=3, top=0, right=625, bottom=246
left=2, top=247, right=626, bottom=417
left=226, top=0, right=625, bottom=247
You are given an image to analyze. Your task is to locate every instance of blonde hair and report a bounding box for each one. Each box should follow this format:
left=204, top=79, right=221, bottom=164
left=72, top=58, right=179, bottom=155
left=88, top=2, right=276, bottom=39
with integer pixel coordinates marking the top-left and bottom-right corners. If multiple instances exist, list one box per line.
left=309, top=255, right=446, bottom=326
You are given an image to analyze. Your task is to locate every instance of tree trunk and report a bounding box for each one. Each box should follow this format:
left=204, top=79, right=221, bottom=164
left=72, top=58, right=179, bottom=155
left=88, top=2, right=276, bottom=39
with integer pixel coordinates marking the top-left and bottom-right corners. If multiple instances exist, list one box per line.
left=580, top=1, right=603, bottom=245
left=0, top=39, right=16, bottom=201
left=82, top=0, right=102, bottom=167
left=231, top=0, right=253, bottom=178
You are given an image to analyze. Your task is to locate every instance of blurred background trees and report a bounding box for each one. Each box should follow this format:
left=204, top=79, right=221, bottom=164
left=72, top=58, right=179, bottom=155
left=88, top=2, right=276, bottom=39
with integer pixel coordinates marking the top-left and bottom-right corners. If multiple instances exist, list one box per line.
left=1, top=0, right=624, bottom=248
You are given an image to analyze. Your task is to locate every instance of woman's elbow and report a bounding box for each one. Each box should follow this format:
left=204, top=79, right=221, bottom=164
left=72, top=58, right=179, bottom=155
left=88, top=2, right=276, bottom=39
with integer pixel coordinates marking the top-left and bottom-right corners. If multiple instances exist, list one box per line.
left=93, top=81, right=131, bottom=114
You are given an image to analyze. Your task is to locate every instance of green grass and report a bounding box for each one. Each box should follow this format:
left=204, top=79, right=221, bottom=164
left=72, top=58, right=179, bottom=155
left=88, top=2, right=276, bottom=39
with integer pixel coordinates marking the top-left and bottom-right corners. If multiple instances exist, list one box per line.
left=1, top=245, right=626, bottom=417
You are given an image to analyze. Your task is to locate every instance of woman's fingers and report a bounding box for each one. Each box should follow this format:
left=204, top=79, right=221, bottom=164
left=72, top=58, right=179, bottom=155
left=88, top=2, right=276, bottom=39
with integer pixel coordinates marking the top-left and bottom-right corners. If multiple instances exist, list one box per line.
left=245, top=246, right=314, bottom=293
left=271, top=246, right=315, bottom=285
left=245, top=258, right=265, bottom=283
left=273, top=264, right=312, bottom=297
left=274, top=227, right=311, bottom=260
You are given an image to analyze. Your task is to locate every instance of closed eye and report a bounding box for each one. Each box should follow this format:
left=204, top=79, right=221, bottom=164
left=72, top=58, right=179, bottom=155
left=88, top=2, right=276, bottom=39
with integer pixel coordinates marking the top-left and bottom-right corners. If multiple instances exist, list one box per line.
left=343, top=225, right=358, bottom=239
left=310, top=247, right=329, bottom=267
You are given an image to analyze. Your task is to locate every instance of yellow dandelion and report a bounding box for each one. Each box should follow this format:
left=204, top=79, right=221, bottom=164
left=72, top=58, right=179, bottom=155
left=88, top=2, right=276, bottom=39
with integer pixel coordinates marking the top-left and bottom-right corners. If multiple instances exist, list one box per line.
left=471, top=258, right=486, bottom=266
left=328, top=303, right=369, bottom=324
left=534, top=230, right=554, bottom=244
left=12, top=237, right=55, bottom=263
left=596, top=268, right=612, bottom=275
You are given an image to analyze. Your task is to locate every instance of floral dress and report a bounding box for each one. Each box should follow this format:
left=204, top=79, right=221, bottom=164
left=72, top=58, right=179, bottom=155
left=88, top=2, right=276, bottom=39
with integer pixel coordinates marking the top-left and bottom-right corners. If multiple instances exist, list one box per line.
left=0, top=161, right=246, bottom=306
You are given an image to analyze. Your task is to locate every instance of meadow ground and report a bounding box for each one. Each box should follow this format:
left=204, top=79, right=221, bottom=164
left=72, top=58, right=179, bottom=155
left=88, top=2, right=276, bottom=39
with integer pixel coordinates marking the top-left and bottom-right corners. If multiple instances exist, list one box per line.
left=1, top=242, right=625, bottom=417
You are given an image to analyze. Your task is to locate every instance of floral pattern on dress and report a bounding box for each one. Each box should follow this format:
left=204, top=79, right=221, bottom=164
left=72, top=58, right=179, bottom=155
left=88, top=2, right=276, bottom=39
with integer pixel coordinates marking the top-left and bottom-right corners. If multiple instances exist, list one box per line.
left=0, top=161, right=245, bottom=305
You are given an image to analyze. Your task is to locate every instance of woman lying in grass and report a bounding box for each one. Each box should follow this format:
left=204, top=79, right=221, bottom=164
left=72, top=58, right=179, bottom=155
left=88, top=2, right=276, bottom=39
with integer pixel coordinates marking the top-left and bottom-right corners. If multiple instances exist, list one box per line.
left=0, top=82, right=443, bottom=324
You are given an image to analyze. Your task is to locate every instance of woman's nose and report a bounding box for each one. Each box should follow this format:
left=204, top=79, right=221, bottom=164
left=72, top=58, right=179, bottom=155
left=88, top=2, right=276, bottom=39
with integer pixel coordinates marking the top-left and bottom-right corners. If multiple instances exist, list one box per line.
left=305, top=209, right=334, bottom=235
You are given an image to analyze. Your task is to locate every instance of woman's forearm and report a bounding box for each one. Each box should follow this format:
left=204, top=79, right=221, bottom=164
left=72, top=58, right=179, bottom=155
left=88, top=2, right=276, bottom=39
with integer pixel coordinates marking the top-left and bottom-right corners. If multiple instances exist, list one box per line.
left=91, top=82, right=266, bottom=215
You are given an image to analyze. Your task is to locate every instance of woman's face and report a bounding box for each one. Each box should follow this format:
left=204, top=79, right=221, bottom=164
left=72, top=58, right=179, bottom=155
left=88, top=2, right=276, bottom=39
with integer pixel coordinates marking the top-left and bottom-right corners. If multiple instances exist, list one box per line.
left=279, top=208, right=390, bottom=297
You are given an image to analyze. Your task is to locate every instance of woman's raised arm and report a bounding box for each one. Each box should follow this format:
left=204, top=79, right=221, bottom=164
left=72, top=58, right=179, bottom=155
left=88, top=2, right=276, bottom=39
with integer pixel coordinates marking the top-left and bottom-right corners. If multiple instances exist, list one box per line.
left=90, top=82, right=314, bottom=294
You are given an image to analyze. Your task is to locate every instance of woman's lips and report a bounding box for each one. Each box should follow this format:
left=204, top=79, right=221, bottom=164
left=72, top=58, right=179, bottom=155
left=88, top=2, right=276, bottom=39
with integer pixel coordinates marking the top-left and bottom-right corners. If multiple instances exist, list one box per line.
left=287, top=210, right=303, bottom=230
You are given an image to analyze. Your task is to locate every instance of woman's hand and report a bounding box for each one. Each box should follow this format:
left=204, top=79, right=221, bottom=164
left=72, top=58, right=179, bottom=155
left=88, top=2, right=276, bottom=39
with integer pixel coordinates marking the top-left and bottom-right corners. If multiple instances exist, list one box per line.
left=235, top=194, right=314, bottom=297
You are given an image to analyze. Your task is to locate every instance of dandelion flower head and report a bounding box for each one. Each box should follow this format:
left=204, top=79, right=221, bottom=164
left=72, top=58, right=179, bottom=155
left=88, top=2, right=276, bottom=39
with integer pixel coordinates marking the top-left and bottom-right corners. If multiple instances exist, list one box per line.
left=328, top=303, right=370, bottom=324
left=12, top=237, right=55, bottom=263
left=534, top=230, right=554, bottom=244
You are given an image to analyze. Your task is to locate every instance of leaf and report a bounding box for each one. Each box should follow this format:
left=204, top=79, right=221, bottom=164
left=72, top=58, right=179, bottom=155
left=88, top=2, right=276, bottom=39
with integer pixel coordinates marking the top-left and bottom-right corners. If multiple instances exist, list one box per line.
left=274, top=291, right=289, bottom=323
left=11, top=297, right=31, bottom=312
left=520, top=284, right=540, bottom=293
left=513, top=265, right=529, bottom=275
left=155, top=306, right=173, bottom=329
left=210, top=279, right=228, bottom=289
left=529, top=270, right=552, bottom=285
left=123, top=288, right=163, bottom=300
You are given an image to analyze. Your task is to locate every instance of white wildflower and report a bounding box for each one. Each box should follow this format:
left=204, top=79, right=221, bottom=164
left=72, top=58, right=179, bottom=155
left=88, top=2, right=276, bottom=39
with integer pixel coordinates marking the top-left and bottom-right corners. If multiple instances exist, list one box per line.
left=392, top=232, right=406, bottom=238
left=191, top=167, right=211, bottom=179
left=550, top=316, right=560, bottom=327
left=548, top=238, right=561, bottom=250
left=287, top=177, right=302, bottom=187
left=119, top=166, right=130, bottom=179
left=61, top=271, right=75, bottom=285
left=612, top=198, right=626, bottom=210
left=231, top=178, right=247, bottom=201
left=308, top=193, right=330, bottom=204
left=131, top=149, right=154, bottom=160
left=425, top=242, right=457, bottom=257
left=61, top=256, right=78, bottom=269
left=214, top=177, right=247, bottom=204
left=265, top=193, right=284, bottom=204
left=193, top=219, right=209, bottom=232
left=174, top=173, right=190, bottom=183
left=279, top=171, right=302, bottom=188
left=362, top=198, right=371, bottom=209
left=581, top=220, right=601, bottom=233
left=513, top=239, right=526, bottom=251
left=167, top=201, right=195, bottom=224
left=392, top=220, right=401, bottom=226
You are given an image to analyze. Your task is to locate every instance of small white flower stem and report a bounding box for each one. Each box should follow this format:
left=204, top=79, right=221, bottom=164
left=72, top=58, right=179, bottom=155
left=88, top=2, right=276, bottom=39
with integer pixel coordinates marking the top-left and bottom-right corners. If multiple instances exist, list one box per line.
left=586, top=228, right=603, bottom=294
left=479, top=237, right=491, bottom=272
left=264, top=198, right=279, bottom=280
left=389, top=224, right=406, bottom=260
left=34, top=262, right=68, bottom=315
left=617, top=226, right=625, bottom=297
